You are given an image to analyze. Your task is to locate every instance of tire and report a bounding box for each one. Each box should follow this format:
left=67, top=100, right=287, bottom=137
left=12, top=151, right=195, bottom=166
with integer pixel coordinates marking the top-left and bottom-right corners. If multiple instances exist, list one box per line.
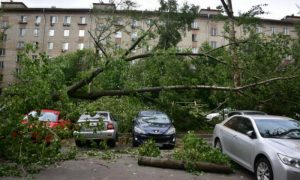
left=75, top=139, right=84, bottom=147
left=255, top=157, right=273, bottom=180
left=215, top=139, right=223, bottom=152
left=107, top=139, right=116, bottom=147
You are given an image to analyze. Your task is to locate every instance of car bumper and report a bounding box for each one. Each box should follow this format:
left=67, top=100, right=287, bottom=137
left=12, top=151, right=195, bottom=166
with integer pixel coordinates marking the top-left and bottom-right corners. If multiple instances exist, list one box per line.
left=273, top=159, right=300, bottom=180
left=133, top=133, right=176, bottom=147
left=73, top=130, right=116, bottom=140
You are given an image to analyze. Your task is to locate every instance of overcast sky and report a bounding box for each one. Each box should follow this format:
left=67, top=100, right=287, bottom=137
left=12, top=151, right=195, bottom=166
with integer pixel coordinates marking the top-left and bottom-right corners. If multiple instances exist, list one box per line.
left=4, top=0, right=300, bottom=20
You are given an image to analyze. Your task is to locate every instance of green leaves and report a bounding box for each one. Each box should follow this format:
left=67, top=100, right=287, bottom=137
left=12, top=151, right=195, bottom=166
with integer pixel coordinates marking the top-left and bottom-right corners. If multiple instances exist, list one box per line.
left=138, top=139, right=160, bottom=157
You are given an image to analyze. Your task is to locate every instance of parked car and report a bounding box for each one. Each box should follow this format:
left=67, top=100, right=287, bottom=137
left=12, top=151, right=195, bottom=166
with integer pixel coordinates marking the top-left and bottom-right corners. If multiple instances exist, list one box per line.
left=22, top=109, right=71, bottom=128
left=73, top=111, right=118, bottom=147
left=206, top=108, right=232, bottom=121
left=227, top=110, right=267, bottom=118
left=132, top=110, right=176, bottom=148
left=14, top=109, right=71, bottom=143
left=213, top=115, right=300, bottom=180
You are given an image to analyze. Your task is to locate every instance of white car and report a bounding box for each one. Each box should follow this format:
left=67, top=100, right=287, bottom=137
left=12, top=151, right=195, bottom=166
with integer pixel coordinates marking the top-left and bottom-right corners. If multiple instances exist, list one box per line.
left=73, top=111, right=118, bottom=147
left=213, top=115, right=300, bottom=180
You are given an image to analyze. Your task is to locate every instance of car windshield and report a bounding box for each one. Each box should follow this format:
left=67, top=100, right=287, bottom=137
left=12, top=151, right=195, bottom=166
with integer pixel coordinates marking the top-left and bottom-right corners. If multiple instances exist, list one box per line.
left=138, top=115, right=171, bottom=124
left=38, top=112, right=58, bottom=122
left=255, top=119, right=300, bottom=139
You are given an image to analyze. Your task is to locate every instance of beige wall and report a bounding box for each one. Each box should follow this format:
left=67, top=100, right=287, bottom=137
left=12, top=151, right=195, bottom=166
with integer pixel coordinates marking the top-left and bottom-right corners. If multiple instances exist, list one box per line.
left=0, top=5, right=298, bottom=90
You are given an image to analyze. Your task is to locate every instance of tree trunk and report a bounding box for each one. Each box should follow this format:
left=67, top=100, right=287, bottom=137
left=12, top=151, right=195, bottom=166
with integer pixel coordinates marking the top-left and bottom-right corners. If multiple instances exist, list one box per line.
left=138, top=156, right=233, bottom=174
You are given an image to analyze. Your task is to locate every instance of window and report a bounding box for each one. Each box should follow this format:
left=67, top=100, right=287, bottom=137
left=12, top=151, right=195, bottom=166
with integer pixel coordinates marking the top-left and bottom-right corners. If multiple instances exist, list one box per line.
left=49, top=29, right=55, bottom=37
left=79, top=16, right=86, bottom=24
left=192, top=34, right=198, bottom=42
left=50, top=16, right=57, bottom=25
left=16, top=55, right=21, bottom=62
left=32, top=55, right=37, bottom=59
left=33, top=42, right=38, bottom=49
left=64, top=29, right=70, bottom=37
left=20, top=16, right=27, bottom=23
left=211, top=27, right=217, bottom=36
left=192, top=48, right=198, bottom=54
left=1, top=21, right=8, bottom=29
left=0, top=48, right=5, bottom=56
left=114, top=17, right=123, bottom=26
left=271, top=27, right=276, bottom=34
left=19, top=28, right=26, bottom=37
left=283, top=27, right=289, bottom=35
left=35, top=16, right=41, bottom=25
left=0, top=61, right=3, bottom=69
left=0, top=74, right=3, bottom=82
left=17, top=41, right=25, bottom=49
left=63, top=16, right=71, bottom=26
left=115, top=31, right=122, bottom=38
left=79, top=30, right=85, bottom=37
left=146, top=19, right=154, bottom=26
left=210, top=41, right=217, bottom=48
left=236, top=117, right=254, bottom=135
left=62, top=42, right=69, bottom=51
left=1, top=34, right=7, bottom=42
left=16, top=68, right=21, bottom=74
left=78, top=43, right=84, bottom=50
left=224, top=117, right=239, bottom=130
left=48, top=42, right=54, bottom=50
left=34, top=28, right=39, bottom=37
left=132, top=19, right=138, bottom=28
left=131, top=32, right=138, bottom=41
left=191, top=21, right=199, bottom=29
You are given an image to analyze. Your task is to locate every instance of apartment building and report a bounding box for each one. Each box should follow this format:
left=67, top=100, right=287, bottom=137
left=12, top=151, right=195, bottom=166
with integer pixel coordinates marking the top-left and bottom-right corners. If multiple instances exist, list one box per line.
left=0, top=1, right=298, bottom=93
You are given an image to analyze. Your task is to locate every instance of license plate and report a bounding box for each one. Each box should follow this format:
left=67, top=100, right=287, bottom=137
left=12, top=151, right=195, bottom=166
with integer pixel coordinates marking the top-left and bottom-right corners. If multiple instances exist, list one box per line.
left=155, top=143, right=163, bottom=147
left=89, top=122, right=97, bottom=127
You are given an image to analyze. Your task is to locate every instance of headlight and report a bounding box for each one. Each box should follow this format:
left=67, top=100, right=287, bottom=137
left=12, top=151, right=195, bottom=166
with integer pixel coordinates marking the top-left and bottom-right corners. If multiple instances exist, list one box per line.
left=165, top=127, right=176, bottom=135
left=134, top=126, right=146, bottom=134
left=278, top=153, right=300, bottom=168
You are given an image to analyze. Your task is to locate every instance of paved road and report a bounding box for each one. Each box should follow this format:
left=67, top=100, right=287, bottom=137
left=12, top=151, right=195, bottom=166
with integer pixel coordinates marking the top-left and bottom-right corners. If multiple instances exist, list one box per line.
left=1, top=135, right=256, bottom=180
left=2, top=152, right=255, bottom=180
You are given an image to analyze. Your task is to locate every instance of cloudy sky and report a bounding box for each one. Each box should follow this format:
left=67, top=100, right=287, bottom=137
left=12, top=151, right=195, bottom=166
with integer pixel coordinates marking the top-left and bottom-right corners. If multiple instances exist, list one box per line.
left=4, top=0, right=300, bottom=20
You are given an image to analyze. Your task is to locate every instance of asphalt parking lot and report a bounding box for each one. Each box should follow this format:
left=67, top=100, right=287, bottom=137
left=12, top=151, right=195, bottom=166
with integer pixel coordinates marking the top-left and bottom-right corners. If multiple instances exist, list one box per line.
left=1, top=135, right=256, bottom=180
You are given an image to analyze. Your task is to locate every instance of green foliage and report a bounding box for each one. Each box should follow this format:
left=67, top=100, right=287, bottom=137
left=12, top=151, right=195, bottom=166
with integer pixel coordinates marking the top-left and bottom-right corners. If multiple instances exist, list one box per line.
left=138, top=139, right=160, bottom=157
left=0, top=164, right=21, bottom=177
left=173, top=131, right=230, bottom=172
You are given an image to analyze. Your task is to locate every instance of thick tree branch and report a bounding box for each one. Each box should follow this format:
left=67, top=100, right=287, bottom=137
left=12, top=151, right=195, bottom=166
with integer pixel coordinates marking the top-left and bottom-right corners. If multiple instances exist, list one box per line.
left=67, top=68, right=104, bottom=95
left=69, top=75, right=298, bottom=100
left=122, top=33, right=149, bottom=59
left=124, top=52, right=227, bottom=65
left=88, top=31, right=108, bottom=58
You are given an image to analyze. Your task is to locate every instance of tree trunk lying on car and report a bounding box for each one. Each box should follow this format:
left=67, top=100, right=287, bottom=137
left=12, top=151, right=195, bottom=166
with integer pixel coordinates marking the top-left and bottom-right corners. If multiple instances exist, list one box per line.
left=138, top=156, right=233, bottom=174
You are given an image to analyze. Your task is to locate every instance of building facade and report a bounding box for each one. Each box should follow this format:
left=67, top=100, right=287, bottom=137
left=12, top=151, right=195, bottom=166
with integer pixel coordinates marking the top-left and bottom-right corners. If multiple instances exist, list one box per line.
left=0, top=1, right=298, bottom=92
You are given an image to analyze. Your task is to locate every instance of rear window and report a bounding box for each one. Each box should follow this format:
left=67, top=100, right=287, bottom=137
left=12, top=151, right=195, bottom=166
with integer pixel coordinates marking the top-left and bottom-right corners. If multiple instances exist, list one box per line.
left=27, top=111, right=58, bottom=122
left=79, top=112, right=108, bottom=121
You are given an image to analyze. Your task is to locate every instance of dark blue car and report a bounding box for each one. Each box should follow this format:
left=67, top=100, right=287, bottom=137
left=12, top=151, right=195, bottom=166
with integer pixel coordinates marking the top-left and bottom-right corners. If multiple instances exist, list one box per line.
left=132, top=110, right=176, bottom=148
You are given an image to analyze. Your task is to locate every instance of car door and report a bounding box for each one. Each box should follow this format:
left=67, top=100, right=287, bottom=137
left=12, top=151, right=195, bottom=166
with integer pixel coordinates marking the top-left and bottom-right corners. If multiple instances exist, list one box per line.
left=221, top=117, right=241, bottom=157
left=233, top=117, right=257, bottom=170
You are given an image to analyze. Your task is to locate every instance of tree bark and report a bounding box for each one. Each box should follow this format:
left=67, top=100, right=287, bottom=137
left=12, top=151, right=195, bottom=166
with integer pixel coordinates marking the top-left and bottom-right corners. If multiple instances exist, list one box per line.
left=138, top=156, right=233, bottom=174
left=68, top=75, right=298, bottom=100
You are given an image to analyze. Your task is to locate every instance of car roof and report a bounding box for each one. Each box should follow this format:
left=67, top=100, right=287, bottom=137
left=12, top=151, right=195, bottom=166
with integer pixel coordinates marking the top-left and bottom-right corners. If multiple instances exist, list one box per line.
left=237, top=114, right=293, bottom=121
left=138, top=110, right=165, bottom=117
left=229, top=110, right=266, bottom=114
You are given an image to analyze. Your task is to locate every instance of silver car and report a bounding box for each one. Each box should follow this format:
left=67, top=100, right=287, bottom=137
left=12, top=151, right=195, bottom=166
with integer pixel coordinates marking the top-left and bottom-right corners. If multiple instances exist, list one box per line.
left=73, top=111, right=118, bottom=147
left=213, top=115, right=300, bottom=180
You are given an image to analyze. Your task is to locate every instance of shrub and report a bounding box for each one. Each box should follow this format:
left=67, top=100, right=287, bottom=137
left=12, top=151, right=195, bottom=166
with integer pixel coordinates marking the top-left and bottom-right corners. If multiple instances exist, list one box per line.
left=138, top=139, right=160, bottom=157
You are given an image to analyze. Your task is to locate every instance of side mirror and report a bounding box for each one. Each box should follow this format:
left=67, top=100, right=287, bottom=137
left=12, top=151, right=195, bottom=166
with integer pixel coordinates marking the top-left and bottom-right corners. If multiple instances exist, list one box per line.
left=246, top=130, right=256, bottom=139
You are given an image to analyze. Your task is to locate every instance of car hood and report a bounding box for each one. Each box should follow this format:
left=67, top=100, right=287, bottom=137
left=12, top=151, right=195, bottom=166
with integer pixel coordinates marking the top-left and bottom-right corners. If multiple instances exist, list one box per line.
left=266, top=138, right=300, bottom=157
left=138, top=123, right=172, bottom=135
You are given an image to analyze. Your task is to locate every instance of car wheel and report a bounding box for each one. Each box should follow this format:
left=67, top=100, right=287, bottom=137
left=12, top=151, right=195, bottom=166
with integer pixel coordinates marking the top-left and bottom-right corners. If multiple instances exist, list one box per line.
left=107, top=139, right=116, bottom=147
left=132, top=136, right=139, bottom=147
left=255, top=157, right=273, bottom=180
left=215, top=139, right=222, bottom=152
left=75, top=139, right=84, bottom=147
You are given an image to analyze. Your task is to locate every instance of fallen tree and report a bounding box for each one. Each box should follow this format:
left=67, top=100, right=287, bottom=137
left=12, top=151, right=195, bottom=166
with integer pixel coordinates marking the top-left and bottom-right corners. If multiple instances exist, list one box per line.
left=138, top=156, right=233, bottom=174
